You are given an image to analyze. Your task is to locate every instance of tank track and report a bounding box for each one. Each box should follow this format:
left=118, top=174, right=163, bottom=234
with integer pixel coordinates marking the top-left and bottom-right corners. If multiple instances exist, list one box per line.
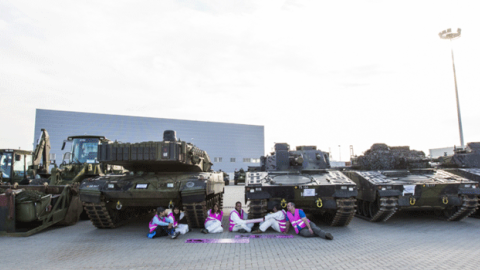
left=83, top=202, right=122, bottom=228
left=356, top=197, right=399, bottom=222
left=183, top=193, right=223, bottom=228
left=329, top=198, right=357, bottom=226
left=445, top=195, right=479, bottom=221
left=247, top=199, right=267, bottom=219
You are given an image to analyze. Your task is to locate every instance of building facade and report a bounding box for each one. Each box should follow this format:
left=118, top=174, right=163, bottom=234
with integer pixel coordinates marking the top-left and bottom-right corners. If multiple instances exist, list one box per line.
left=33, top=109, right=264, bottom=173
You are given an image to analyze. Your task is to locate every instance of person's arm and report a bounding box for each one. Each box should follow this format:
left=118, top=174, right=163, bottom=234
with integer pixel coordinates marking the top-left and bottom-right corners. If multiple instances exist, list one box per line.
left=301, top=217, right=313, bottom=234
left=231, top=212, right=246, bottom=225
left=284, top=221, right=290, bottom=234
left=152, top=216, right=170, bottom=226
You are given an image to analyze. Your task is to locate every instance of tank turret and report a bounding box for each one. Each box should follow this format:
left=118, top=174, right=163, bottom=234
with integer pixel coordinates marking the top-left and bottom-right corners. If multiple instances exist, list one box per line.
left=352, top=143, right=429, bottom=170
left=97, top=134, right=212, bottom=172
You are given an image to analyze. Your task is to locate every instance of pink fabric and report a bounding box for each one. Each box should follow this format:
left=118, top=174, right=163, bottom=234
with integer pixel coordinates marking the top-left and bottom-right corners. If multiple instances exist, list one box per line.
left=229, top=209, right=244, bottom=232
left=205, top=210, right=223, bottom=224
left=278, top=210, right=287, bottom=233
left=168, top=212, right=178, bottom=227
left=148, top=214, right=166, bottom=233
left=286, top=209, right=308, bottom=234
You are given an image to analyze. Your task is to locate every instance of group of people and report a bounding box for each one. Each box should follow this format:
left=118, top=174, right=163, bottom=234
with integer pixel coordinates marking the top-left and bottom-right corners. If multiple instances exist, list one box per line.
left=147, top=201, right=333, bottom=240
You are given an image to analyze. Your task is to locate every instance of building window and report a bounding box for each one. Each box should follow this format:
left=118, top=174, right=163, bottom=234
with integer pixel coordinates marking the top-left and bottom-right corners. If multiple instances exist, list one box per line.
left=214, top=157, right=222, bottom=162
left=230, top=158, right=236, bottom=162
left=243, top=158, right=251, bottom=162
left=252, top=158, right=260, bottom=163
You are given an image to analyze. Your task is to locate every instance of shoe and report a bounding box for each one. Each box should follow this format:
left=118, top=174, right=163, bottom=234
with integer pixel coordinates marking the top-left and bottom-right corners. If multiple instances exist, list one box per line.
left=325, top=233, right=334, bottom=240
left=171, top=232, right=180, bottom=239
left=147, top=231, right=156, bottom=239
left=201, top=229, right=209, bottom=234
left=238, top=229, right=247, bottom=233
left=251, top=229, right=263, bottom=234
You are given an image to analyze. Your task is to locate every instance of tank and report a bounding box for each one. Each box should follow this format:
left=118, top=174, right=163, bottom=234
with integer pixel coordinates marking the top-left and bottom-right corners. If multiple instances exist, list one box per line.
left=79, top=130, right=225, bottom=228
left=245, top=143, right=358, bottom=226
left=234, top=168, right=246, bottom=185
left=436, top=142, right=480, bottom=217
left=345, top=143, right=479, bottom=222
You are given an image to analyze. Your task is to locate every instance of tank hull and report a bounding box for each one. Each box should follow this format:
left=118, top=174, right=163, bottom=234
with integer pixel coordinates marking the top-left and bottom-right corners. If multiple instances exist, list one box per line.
left=80, top=171, right=224, bottom=228
left=245, top=170, right=357, bottom=226
left=343, top=169, right=480, bottom=222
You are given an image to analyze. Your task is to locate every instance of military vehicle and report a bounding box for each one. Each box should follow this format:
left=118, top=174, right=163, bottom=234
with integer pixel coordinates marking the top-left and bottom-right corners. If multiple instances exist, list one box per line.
left=220, top=171, right=230, bottom=185
left=79, top=130, right=225, bottom=229
left=245, top=143, right=357, bottom=226
left=1, top=129, right=51, bottom=185
left=31, top=134, right=122, bottom=186
left=234, top=168, right=246, bottom=185
left=345, top=143, right=479, bottom=222
left=0, top=130, right=83, bottom=236
left=435, top=142, right=480, bottom=217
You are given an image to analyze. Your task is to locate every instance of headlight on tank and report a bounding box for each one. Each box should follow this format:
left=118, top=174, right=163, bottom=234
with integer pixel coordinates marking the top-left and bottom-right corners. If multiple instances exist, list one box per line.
left=167, top=183, right=174, bottom=188
left=348, top=187, right=354, bottom=191
left=107, top=184, right=115, bottom=189
left=255, top=188, right=262, bottom=191
left=341, top=186, right=347, bottom=190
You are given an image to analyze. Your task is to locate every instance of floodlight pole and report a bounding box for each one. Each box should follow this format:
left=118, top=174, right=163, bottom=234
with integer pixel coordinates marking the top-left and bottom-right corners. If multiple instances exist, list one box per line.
left=439, top=28, right=464, bottom=149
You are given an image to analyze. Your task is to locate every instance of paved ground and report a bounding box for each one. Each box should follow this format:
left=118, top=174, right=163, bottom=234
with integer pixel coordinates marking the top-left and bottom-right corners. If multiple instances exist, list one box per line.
left=2, top=184, right=480, bottom=269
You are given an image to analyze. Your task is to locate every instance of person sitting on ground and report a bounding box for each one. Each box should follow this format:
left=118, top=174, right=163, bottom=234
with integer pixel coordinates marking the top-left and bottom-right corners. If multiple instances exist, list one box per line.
left=252, top=204, right=286, bottom=234
left=201, top=202, right=223, bottom=234
left=283, top=202, right=333, bottom=240
left=147, top=207, right=180, bottom=239
left=168, top=206, right=189, bottom=235
left=229, top=201, right=253, bottom=233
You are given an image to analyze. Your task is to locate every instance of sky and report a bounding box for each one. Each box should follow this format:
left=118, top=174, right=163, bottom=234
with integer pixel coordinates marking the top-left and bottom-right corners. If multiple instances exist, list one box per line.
left=1, top=0, right=479, bottom=161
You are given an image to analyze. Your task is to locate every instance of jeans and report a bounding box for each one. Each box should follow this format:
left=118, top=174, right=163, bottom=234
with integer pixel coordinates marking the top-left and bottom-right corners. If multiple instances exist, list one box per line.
left=152, top=226, right=175, bottom=238
left=298, top=222, right=327, bottom=238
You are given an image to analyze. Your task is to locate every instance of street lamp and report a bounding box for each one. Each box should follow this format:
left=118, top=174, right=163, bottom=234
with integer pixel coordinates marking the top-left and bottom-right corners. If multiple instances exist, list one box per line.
left=338, top=145, right=341, bottom=161
left=439, top=28, right=464, bottom=149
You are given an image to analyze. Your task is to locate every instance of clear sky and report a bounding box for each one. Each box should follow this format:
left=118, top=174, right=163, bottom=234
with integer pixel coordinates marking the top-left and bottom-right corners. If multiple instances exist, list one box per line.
left=1, top=0, right=479, bottom=161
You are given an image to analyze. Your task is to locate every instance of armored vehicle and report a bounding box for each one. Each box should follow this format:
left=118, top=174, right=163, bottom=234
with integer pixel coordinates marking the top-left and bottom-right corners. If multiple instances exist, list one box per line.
left=245, top=143, right=357, bottom=226
left=345, top=143, right=479, bottom=222
left=234, top=168, right=246, bottom=185
left=79, top=130, right=225, bottom=229
left=1, top=130, right=83, bottom=236
left=435, top=142, right=480, bottom=217
left=220, top=171, right=230, bottom=185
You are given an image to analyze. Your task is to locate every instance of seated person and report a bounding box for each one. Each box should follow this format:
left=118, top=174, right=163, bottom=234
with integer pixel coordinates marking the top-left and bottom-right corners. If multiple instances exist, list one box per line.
left=147, top=207, right=180, bottom=239
left=229, top=201, right=253, bottom=233
left=202, top=203, right=223, bottom=234
left=252, top=204, right=286, bottom=234
left=168, top=206, right=189, bottom=234
left=284, top=202, right=333, bottom=240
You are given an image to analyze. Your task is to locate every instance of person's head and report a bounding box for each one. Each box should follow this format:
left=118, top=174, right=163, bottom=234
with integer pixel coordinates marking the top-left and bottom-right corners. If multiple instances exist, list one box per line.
left=272, top=204, right=280, bottom=213
left=173, top=206, right=180, bottom=215
left=235, top=201, right=242, bottom=212
left=212, top=203, right=220, bottom=213
left=156, top=207, right=166, bottom=216
left=286, top=202, right=295, bottom=213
